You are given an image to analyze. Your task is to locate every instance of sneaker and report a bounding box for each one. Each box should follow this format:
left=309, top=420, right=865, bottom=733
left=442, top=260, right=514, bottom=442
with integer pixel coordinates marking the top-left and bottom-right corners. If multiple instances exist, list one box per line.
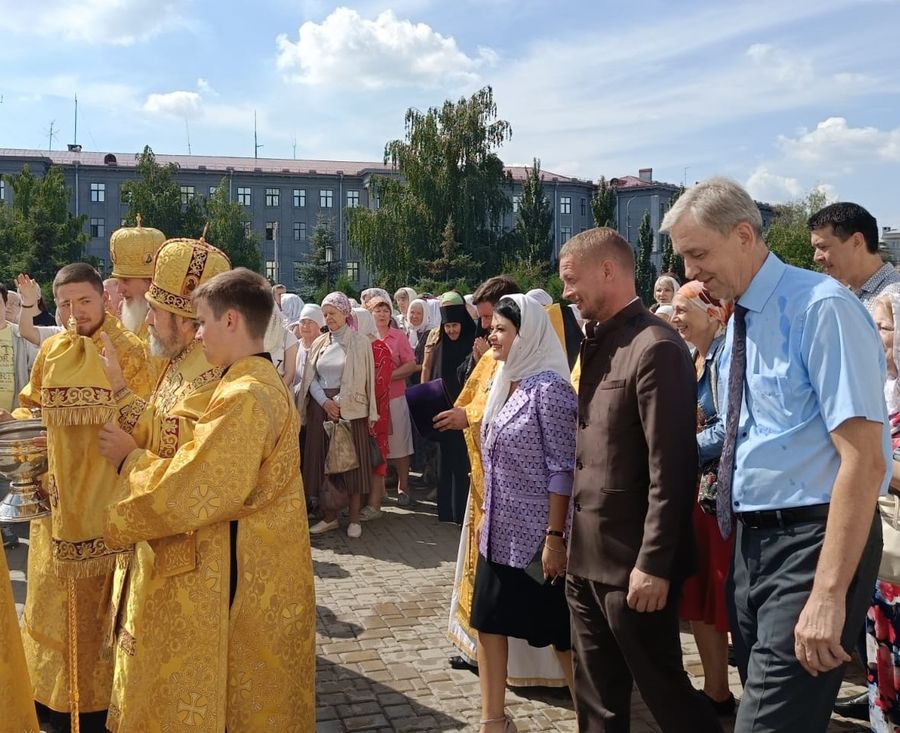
left=359, top=506, right=383, bottom=522
left=397, top=492, right=412, bottom=507
left=309, top=519, right=339, bottom=535
left=347, top=522, right=362, bottom=539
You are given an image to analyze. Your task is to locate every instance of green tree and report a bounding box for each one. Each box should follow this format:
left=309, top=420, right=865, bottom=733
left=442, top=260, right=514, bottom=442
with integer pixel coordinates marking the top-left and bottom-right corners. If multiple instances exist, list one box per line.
left=659, top=185, right=686, bottom=281
left=203, top=180, right=261, bottom=272
left=122, top=146, right=205, bottom=238
left=0, top=165, right=87, bottom=305
left=514, top=159, right=554, bottom=266
left=591, top=175, right=616, bottom=228
left=419, top=216, right=480, bottom=285
left=296, top=215, right=339, bottom=302
left=766, top=188, right=830, bottom=271
left=348, top=86, right=512, bottom=289
left=635, top=210, right=657, bottom=305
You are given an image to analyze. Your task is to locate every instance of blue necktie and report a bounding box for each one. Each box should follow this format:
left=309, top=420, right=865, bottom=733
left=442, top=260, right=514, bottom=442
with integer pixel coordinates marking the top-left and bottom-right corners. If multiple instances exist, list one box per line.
left=717, top=305, right=748, bottom=539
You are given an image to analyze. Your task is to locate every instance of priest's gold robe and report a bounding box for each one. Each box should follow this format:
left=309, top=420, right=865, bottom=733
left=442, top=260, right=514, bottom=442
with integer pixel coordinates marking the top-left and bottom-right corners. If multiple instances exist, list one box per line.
left=1, top=542, right=39, bottom=733
left=104, top=354, right=315, bottom=733
left=104, top=339, right=224, bottom=732
left=14, top=314, right=153, bottom=713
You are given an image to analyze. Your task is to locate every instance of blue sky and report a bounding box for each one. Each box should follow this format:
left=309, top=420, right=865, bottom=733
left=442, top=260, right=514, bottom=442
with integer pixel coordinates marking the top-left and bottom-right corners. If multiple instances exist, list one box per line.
left=2, top=0, right=899, bottom=227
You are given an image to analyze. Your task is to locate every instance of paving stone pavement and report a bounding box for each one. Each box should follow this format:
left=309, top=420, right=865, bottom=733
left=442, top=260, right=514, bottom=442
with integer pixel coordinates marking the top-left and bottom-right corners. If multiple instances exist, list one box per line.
left=4, top=490, right=871, bottom=732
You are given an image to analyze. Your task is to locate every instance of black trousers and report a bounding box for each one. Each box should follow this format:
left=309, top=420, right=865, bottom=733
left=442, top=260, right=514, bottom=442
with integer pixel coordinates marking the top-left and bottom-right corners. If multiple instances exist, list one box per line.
left=567, top=575, right=723, bottom=733
left=436, top=432, right=468, bottom=524
left=727, top=512, right=882, bottom=733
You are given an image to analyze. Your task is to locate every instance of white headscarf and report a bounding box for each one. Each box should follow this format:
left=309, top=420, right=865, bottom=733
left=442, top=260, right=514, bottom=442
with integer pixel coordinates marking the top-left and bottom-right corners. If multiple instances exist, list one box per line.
left=299, top=303, right=325, bottom=330
left=423, top=299, right=442, bottom=331
left=526, top=288, right=553, bottom=307
left=279, top=293, right=304, bottom=325
left=352, top=307, right=379, bottom=340
left=394, top=287, right=418, bottom=316
left=482, top=294, right=571, bottom=434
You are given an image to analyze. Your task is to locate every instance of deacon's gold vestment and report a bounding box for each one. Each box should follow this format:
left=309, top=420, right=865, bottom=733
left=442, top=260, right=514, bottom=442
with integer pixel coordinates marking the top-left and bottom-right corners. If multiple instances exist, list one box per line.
left=104, top=339, right=223, bottom=732
left=14, top=314, right=153, bottom=713
left=104, top=354, right=315, bottom=733
left=1, top=543, right=39, bottom=733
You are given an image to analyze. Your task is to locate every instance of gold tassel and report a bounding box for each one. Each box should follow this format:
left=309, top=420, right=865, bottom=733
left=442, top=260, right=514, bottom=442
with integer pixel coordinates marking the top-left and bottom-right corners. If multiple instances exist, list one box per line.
left=67, top=577, right=81, bottom=733
left=41, top=406, right=116, bottom=427
left=53, top=552, right=126, bottom=579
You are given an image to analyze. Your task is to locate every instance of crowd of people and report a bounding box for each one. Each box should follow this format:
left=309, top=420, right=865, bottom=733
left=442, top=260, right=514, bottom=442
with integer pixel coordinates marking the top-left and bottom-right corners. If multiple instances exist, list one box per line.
left=1, top=176, right=900, bottom=733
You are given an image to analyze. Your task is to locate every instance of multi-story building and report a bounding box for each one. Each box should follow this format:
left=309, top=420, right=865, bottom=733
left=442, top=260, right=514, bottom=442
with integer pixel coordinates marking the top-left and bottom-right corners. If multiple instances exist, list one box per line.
left=0, top=148, right=594, bottom=291
left=881, top=227, right=900, bottom=265
left=611, top=168, right=775, bottom=271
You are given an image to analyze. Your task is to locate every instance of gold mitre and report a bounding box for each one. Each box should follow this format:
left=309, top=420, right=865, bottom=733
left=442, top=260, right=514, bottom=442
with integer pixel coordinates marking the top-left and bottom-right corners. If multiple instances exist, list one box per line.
left=146, top=229, right=231, bottom=319
left=109, top=214, right=166, bottom=279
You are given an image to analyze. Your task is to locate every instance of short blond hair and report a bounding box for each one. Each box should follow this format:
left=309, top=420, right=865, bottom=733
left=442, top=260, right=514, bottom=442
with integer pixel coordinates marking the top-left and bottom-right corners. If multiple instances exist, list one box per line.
left=559, top=227, right=635, bottom=273
left=661, top=177, right=763, bottom=237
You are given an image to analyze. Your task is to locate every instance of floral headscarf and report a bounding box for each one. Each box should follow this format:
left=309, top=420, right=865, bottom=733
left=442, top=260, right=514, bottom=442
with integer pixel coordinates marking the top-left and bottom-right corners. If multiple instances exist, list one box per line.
left=321, top=291, right=355, bottom=329
left=676, top=281, right=733, bottom=330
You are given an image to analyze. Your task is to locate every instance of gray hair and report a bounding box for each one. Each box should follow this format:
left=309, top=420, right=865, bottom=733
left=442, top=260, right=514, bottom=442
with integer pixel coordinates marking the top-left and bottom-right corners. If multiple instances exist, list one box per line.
left=661, top=177, right=762, bottom=237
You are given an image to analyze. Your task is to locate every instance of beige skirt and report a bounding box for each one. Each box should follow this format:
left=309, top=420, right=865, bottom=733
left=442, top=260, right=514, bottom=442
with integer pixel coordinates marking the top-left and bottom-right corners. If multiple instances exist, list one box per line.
left=303, top=388, right=373, bottom=497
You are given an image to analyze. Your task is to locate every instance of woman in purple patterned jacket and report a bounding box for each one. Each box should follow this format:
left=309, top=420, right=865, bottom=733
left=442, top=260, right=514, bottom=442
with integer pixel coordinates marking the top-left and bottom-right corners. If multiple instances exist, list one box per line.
left=471, top=294, right=578, bottom=733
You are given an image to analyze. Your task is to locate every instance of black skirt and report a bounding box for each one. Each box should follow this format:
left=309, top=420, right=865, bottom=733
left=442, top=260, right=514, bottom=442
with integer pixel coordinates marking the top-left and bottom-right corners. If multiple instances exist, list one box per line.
left=470, top=553, right=571, bottom=651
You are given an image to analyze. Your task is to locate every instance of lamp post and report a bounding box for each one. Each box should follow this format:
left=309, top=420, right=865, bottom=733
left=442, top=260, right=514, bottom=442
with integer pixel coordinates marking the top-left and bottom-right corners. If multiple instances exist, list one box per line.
left=324, top=243, right=334, bottom=292
left=624, top=196, right=635, bottom=245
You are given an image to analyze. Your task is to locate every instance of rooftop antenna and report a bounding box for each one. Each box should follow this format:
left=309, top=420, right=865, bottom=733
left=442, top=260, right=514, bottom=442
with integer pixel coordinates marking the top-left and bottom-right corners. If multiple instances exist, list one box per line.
left=291, top=135, right=297, bottom=160
left=254, top=110, right=263, bottom=159
left=682, top=167, right=689, bottom=187
left=185, top=117, right=192, bottom=155
left=46, top=120, right=57, bottom=151
left=73, top=93, right=78, bottom=147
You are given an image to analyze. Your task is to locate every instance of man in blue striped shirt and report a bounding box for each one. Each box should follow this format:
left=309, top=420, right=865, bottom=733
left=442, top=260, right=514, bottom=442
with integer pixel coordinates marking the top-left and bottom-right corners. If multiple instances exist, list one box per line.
left=664, top=177, right=889, bottom=733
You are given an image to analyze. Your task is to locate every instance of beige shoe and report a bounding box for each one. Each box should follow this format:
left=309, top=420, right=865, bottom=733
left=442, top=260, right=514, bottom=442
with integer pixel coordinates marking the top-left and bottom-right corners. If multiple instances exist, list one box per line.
left=309, top=519, right=339, bottom=535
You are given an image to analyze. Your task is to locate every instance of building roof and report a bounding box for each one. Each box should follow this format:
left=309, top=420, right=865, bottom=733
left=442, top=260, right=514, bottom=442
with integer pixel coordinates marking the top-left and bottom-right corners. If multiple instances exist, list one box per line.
left=609, top=174, right=682, bottom=192
left=0, top=148, right=590, bottom=184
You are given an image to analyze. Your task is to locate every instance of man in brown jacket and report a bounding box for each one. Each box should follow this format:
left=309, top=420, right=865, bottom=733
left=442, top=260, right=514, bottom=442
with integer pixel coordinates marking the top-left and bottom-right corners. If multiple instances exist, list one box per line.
left=559, top=228, right=722, bottom=733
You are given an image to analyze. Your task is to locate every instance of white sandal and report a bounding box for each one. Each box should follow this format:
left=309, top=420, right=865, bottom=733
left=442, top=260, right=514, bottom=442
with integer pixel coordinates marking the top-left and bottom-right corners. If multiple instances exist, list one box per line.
left=480, top=715, right=517, bottom=732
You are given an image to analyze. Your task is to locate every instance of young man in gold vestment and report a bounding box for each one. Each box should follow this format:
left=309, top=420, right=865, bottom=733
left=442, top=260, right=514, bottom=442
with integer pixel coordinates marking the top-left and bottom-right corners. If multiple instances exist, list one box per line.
left=98, top=267, right=316, bottom=733
left=0, top=263, right=154, bottom=733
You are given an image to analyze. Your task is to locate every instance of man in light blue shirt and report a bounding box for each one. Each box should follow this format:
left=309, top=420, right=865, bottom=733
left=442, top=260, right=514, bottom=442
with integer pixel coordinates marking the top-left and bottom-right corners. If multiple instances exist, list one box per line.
left=664, top=177, right=888, bottom=733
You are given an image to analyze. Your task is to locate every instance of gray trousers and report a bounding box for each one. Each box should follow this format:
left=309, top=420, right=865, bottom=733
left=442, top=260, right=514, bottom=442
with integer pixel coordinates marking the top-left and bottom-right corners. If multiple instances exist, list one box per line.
left=727, top=512, right=881, bottom=733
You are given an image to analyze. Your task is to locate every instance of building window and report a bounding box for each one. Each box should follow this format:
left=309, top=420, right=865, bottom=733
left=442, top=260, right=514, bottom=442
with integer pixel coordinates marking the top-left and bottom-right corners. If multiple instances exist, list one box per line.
left=320, top=189, right=333, bottom=208
left=560, top=196, right=571, bottom=215
left=237, top=187, right=251, bottom=206
left=265, top=261, right=277, bottom=281
left=560, top=225, right=572, bottom=243
left=90, top=182, right=105, bottom=203
left=346, top=261, right=360, bottom=283
left=293, top=222, right=306, bottom=241
left=90, top=217, right=105, bottom=239
left=580, top=198, right=586, bottom=216
left=293, top=261, right=303, bottom=280
left=265, top=188, right=280, bottom=207
left=346, top=190, right=360, bottom=208
left=265, top=222, right=277, bottom=241
left=96, top=258, right=106, bottom=274
left=120, top=218, right=127, bottom=227
left=120, top=187, right=130, bottom=204
left=512, top=195, right=521, bottom=213
left=208, top=186, right=217, bottom=196
left=293, top=189, right=306, bottom=208
left=180, top=185, right=195, bottom=205
left=0, top=179, right=5, bottom=201
left=243, top=221, right=252, bottom=237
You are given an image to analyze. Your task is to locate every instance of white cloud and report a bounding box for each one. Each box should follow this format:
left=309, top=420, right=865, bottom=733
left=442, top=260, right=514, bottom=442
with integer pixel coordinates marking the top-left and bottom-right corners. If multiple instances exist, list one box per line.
left=275, top=7, right=495, bottom=89
left=0, top=0, right=189, bottom=45
left=779, top=117, right=900, bottom=165
left=746, top=44, right=815, bottom=86
left=745, top=166, right=805, bottom=202
left=143, top=91, right=202, bottom=117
